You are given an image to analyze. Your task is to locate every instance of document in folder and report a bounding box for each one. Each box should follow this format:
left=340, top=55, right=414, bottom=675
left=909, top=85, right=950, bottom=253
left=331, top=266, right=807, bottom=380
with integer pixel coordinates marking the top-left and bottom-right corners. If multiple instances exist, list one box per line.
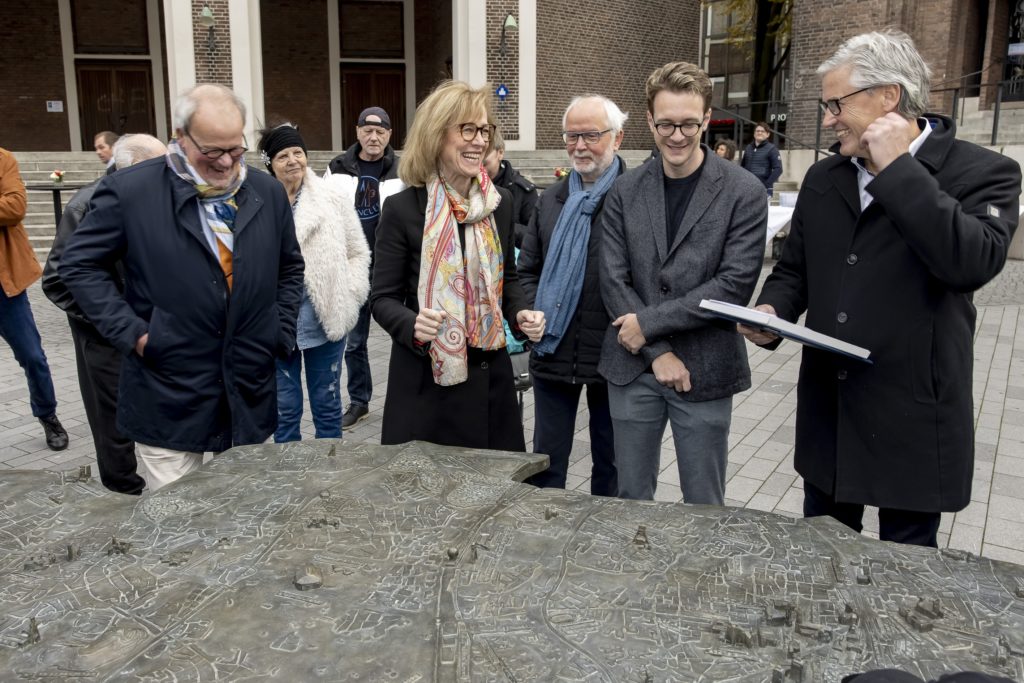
left=700, top=299, right=872, bottom=363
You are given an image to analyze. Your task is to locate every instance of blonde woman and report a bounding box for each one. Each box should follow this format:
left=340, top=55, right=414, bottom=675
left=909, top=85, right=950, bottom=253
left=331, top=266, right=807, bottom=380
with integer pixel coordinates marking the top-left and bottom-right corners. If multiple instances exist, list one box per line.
left=371, top=81, right=545, bottom=449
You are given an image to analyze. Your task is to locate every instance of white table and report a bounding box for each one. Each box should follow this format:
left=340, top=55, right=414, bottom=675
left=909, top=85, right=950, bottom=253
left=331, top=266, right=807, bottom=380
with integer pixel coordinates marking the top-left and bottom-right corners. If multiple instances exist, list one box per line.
left=767, top=206, right=795, bottom=244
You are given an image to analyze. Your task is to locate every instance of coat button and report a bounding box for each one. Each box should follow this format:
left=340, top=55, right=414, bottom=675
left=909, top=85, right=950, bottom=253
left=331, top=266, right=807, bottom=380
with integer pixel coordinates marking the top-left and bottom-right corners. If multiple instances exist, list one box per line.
left=837, top=312, right=848, bottom=323
left=480, top=361, right=489, bottom=370
left=846, top=253, right=858, bottom=265
left=837, top=370, right=848, bottom=380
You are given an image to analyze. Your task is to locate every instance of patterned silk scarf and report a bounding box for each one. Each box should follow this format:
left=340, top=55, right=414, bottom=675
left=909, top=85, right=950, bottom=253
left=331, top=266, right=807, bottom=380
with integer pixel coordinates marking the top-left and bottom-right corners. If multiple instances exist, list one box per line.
left=418, top=169, right=506, bottom=386
left=165, top=139, right=246, bottom=290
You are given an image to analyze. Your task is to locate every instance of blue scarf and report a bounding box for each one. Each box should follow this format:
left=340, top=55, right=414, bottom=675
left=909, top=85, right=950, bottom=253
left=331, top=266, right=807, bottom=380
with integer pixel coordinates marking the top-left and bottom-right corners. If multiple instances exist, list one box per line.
left=532, top=156, right=620, bottom=356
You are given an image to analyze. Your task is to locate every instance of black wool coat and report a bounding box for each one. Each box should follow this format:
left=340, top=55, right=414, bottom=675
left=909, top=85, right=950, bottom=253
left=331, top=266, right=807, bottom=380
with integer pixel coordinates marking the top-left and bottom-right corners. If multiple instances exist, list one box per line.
left=517, top=161, right=624, bottom=384
left=756, top=115, right=1021, bottom=512
left=370, top=185, right=528, bottom=450
left=60, top=158, right=305, bottom=453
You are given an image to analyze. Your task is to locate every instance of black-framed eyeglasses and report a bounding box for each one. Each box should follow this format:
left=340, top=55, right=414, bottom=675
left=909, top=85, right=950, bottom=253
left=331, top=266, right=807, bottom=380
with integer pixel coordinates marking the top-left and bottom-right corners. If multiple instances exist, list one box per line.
left=653, top=120, right=704, bottom=138
left=184, top=129, right=248, bottom=160
left=562, top=129, right=611, bottom=146
left=455, top=123, right=496, bottom=142
left=819, top=86, right=875, bottom=116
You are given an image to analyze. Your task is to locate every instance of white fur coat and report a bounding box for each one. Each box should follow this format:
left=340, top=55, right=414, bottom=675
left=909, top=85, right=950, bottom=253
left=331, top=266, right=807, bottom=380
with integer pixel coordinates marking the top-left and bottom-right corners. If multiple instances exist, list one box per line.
left=293, top=168, right=371, bottom=341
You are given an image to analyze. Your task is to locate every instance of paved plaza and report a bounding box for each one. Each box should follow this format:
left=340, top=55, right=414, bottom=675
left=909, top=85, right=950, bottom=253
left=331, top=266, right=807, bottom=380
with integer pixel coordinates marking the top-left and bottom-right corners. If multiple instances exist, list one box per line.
left=3, top=260, right=1024, bottom=565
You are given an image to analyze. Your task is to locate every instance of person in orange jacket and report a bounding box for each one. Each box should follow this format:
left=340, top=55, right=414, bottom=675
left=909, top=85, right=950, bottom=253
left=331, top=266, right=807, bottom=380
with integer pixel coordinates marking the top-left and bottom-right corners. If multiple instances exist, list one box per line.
left=0, top=147, right=68, bottom=450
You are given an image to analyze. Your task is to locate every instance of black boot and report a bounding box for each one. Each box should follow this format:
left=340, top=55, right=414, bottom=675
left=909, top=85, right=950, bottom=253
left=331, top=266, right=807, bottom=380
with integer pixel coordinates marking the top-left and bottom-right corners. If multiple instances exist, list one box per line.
left=39, top=414, right=69, bottom=451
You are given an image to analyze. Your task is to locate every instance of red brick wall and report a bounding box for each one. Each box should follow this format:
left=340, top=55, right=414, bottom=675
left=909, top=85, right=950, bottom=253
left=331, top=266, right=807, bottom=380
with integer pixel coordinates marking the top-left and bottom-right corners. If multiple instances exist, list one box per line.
left=535, top=0, right=701, bottom=149
left=787, top=0, right=1000, bottom=146
left=486, top=0, right=520, bottom=140
left=193, top=0, right=232, bottom=87
left=260, top=0, right=332, bottom=148
left=0, top=0, right=70, bottom=150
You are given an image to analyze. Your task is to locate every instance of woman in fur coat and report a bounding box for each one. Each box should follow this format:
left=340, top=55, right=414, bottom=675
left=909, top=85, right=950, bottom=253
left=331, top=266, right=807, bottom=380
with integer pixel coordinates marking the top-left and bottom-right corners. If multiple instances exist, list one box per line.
left=257, top=124, right=371, bottom=441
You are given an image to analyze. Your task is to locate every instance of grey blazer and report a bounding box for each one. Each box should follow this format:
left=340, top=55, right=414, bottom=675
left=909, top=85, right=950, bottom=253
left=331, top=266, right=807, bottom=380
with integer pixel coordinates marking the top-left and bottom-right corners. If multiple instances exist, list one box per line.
left=598, top=148, right=768, bottom=401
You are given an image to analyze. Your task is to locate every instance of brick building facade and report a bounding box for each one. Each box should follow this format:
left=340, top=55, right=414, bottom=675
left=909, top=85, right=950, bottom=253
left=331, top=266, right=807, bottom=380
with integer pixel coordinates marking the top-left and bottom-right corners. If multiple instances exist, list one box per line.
left=534, top=0, right=701, bottom=149
left=786, top=0, right=1011, bottom=147
left=0, top=0, right=706, bottom=153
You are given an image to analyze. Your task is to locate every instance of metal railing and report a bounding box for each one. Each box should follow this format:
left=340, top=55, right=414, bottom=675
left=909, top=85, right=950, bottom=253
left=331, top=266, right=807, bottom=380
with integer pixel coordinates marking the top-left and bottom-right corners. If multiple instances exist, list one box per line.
left=933, top=78, right=1024, bottom=145
left=706, top=99, right=830, bottom=161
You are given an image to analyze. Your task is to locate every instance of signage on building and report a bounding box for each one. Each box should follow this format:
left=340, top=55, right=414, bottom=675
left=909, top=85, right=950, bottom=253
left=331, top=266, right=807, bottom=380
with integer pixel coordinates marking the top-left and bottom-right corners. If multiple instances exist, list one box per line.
left=46, top=101, right=64, bottom=113
left=495, top=84, right=509, bottom=101
left=1009, top=43, right=1024, bottom=56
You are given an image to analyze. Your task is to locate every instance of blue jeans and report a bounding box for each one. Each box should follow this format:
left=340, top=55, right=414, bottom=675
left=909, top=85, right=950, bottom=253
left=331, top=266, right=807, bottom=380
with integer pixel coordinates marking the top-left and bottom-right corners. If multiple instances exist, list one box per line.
left=0, top=290, right=57, bottom=418
left=274, top=339, right=344, bottom=442
left=609, top=374, right=731, bottom=504
left=343, top=301, right=372, bottom=408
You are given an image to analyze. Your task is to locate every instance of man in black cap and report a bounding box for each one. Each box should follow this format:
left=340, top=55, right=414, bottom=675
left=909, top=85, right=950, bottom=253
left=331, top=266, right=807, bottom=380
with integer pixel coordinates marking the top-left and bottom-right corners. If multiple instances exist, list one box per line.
left=327, top=106, right=403, bottom=428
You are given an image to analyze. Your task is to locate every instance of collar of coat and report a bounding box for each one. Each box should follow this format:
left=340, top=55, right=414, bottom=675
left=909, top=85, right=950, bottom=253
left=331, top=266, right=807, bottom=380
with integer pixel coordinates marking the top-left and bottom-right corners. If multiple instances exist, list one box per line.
left=293, top=168, right=351, bottom=247
left=826, top=113, right=955, bottom=174
left=823, top=113, right=955, bottom=216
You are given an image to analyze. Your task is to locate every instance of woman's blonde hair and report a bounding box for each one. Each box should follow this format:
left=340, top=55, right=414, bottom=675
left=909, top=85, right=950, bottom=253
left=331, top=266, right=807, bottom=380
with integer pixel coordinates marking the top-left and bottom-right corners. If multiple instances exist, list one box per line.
left=399, top=80, right=496, bottom=187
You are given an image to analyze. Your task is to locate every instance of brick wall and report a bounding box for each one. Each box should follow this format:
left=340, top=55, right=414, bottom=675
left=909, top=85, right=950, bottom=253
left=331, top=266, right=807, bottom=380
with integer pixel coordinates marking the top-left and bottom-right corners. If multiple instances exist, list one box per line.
left=0, top=0, right=70, bottom=151
left=260, top=0, right=332, bottom=148
left=535, top=0, right=701, bottom=150
left=787, top=0, right=1005, bottom=146
left=193, top=0, right=232, bottom=87
left=414, top=0, right=452, bottom=105
left=486, top=0, right=520, bottom=140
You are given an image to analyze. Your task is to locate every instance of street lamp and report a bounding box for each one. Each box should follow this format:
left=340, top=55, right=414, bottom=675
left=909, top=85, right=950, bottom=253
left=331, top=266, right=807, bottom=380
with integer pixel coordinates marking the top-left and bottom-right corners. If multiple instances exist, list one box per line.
left=499, top=13, right=518, bottom=57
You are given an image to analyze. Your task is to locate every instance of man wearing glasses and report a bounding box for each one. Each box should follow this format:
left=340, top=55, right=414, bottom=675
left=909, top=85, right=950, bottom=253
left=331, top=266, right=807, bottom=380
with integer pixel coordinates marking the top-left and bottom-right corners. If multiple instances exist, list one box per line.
left=740, top=30, right=1021, bottom=547
left=599, top=62, right=767, bottom=503
left=517, top=94, right=628, bottom=497
left=62, top=84, right=305, bottom=491
left=327, top=107, right=404, bottom=430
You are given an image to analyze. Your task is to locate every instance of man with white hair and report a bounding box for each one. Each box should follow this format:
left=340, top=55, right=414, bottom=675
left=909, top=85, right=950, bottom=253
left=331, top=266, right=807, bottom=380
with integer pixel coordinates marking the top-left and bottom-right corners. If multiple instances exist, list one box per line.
left=517, top=95, right=627, bottom=496
left=43, top=134, right=167, bottom=494
left=61, top=85, right=305, bottom=491
left=740, top=30, right=1021, bottom=547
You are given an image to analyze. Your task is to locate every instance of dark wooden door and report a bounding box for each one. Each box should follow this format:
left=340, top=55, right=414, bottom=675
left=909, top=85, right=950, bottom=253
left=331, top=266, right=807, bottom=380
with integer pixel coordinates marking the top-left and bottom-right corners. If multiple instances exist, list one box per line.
left=76, top=61, right=155, bottom=147
left=341, top=64, right=406, bottom=149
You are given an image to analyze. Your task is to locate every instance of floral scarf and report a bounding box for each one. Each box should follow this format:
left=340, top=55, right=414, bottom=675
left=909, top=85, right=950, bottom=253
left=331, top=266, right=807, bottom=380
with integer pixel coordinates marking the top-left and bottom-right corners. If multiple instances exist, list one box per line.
left=165, top=138, right=246, bottom=289
left=418, top=169, right=506, bottom=386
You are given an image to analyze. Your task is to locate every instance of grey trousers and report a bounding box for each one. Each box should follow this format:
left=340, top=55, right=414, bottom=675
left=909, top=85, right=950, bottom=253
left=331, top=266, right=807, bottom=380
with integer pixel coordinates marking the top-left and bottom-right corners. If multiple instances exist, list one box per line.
left=608, top=374, right=731, bottom=504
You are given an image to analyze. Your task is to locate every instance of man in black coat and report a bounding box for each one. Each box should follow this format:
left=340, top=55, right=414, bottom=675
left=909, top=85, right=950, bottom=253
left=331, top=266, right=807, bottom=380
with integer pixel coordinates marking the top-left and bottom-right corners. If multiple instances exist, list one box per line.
left=740, top=122, right=783, bottom=196
left=740, top=30, right=1021, bottom=547
left=518, top=95, right=625, bottom=496
left=61, top=84, right=304, bottom=491
left=483, top=129, right=538, bottom=249
left=42, top=134, right=166, bottom=495
left=326, top=107, right=403, bottom=430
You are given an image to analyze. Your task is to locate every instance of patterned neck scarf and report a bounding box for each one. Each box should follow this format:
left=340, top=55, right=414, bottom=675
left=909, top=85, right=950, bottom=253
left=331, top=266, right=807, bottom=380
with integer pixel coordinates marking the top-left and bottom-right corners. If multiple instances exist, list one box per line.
left=418, top=168, right=506, bottom=386
left=165, top=138, right=246, bottom=290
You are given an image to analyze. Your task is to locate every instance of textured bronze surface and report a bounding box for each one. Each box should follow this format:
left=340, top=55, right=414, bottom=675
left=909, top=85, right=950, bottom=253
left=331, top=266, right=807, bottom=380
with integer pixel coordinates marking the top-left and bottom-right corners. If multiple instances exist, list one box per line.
left=1, top=440, right=1022, bottom=681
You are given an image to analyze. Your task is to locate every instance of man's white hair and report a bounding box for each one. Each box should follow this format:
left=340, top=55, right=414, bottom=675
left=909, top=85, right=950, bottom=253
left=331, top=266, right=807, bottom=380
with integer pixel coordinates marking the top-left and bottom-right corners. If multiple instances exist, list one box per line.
left=817, top=28, right=931, bottom=119
left=562, top=95, right=629, bottom=133
left=112, top=134, right=167, bottom=169
left=172, top=83, right=247, bottom=131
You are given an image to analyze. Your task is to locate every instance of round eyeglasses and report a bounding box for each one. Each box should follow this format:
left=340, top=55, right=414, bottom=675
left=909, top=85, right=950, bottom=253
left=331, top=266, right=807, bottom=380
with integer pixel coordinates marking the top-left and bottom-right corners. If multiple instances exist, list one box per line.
left=562, top=129, right=611, bottom=146
left=455, top=123, right=496, bottom=142
left=653, top=121, right=703, bottom=138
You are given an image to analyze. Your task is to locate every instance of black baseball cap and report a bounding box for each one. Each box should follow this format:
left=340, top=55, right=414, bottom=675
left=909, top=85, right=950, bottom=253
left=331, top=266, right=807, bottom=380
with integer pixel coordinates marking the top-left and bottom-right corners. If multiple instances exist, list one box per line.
left=357, top=107, right=391, bottom=129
